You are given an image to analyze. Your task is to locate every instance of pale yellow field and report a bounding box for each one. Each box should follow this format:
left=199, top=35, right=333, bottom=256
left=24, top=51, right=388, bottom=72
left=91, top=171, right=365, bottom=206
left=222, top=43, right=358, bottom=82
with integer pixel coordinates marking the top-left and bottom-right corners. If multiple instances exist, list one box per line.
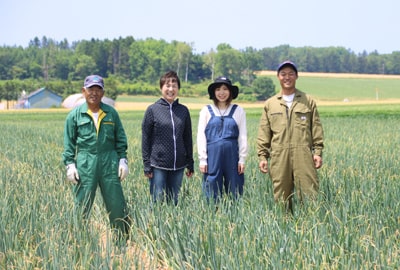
left=3, top=98, right=398, bottom=112
left=115, top=102, right=206, bottom=111
left=114, top=99, right=400, bottom=111
left=256, top=70, right=400, bottom=79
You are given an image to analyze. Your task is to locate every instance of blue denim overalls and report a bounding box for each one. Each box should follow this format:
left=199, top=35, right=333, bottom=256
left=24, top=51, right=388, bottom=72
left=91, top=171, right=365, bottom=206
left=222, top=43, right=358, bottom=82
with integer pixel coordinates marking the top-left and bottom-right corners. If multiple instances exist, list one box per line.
left=203, top=104, right=244, bottom=200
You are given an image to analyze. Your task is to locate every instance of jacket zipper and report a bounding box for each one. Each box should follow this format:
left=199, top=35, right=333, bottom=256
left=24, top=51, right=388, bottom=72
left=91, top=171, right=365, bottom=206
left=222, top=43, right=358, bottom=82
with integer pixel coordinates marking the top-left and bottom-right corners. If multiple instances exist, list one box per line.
left=169, top=103, right=177, bottom=170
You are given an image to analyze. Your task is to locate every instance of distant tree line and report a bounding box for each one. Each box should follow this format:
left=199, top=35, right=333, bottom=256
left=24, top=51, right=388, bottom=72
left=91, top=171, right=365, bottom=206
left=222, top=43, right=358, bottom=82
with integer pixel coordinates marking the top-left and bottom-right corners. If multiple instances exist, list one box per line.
left=0, top=36, right=399, bottom=103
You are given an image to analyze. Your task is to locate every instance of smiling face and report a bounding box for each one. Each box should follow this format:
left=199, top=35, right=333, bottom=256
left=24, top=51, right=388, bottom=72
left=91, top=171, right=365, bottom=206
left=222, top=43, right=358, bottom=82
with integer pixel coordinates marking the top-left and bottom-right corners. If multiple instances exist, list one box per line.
left=82, top=85, right=104, bottom=110
left=214, top=84, right=232, bottom=105
left=160, top=78, right=179, bottom=103
left=277, top=66, right=298, bottom=94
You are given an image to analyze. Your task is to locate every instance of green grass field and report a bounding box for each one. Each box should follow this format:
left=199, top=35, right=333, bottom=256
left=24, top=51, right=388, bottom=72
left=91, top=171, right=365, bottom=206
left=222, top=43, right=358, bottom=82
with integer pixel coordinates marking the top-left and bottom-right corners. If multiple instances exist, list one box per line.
left=1, top=104, right=399, bottom=269
left=260, top=72, right=400, bottom=102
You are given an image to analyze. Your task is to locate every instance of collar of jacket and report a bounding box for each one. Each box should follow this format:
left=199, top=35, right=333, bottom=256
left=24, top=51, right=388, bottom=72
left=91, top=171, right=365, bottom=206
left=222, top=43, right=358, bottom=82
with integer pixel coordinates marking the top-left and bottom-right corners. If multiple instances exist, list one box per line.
left=158, top=98, right=180, bottom=106
left=277, top=89, right=302, bottom=100
left=80, top=101, right=111, bottom=113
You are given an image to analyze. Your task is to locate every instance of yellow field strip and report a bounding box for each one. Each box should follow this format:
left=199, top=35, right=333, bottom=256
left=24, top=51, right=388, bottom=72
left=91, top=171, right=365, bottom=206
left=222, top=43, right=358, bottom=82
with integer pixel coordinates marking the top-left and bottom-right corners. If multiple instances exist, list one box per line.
left=114, top=99, right=400, bottom=111
left=255, top=70, right=400, bottom=79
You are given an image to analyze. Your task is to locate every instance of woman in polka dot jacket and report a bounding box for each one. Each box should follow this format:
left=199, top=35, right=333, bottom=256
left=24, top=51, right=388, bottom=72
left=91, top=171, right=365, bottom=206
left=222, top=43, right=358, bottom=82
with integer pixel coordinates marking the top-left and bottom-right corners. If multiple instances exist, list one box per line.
left=141, top=71, right=194, bottom=205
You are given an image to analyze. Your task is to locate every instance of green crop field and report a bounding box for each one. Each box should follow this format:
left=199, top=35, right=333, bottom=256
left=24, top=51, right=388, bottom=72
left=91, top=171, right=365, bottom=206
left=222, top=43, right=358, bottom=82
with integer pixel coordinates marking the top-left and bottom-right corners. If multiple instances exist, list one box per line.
left=260, top=72, right=400, bottom=102
left=290, top=77, right=399, bottom=101
left=1, top=103, right=399, bottom=269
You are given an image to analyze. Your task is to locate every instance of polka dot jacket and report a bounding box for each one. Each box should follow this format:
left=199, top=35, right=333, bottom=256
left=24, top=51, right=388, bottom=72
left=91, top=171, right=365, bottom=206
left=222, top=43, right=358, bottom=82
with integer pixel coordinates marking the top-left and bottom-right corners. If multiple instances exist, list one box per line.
left=141, top=98, right=194, bottom=174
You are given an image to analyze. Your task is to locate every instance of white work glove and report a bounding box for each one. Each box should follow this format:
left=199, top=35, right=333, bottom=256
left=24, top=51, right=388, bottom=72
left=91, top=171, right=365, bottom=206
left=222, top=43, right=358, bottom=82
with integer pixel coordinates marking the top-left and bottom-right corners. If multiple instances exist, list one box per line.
left=66, top=163, right=79, bottom=184
left=118, top=158, right=129, bottom=181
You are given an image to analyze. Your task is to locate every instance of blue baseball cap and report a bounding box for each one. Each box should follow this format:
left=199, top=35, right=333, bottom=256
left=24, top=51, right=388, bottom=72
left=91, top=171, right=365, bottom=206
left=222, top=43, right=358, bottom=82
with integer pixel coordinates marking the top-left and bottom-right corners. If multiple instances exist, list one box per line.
left=84, top=75, right=104, bottom=89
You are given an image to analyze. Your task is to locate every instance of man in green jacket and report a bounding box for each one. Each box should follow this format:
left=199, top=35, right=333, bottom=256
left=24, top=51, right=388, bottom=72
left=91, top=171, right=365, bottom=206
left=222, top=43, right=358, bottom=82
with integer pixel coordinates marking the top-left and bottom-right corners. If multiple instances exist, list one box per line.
left=257, top=61, right=324, bottom=213
left=63, top=75, right=130, bottom=241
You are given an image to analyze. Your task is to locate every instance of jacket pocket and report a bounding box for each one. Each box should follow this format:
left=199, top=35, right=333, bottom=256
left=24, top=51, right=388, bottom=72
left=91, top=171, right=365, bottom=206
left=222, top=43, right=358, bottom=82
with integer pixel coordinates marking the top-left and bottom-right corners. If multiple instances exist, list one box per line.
left=294, top=108, right=311, bottom=128
left=268, top=112, right=285, bottom=133
left=77, top=119, right=93, bottom=138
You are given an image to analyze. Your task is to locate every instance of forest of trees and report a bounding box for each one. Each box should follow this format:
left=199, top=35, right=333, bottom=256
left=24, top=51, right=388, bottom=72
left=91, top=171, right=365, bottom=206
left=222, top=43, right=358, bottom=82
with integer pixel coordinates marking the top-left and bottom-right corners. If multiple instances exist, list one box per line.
left=0, top=36, right=399, bottom=102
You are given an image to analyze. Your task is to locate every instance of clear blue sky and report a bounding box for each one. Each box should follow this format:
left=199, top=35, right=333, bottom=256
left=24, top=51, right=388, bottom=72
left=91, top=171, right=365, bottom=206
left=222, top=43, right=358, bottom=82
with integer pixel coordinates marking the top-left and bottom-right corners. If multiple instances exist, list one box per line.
left=1, top=0, right=398, bottom=54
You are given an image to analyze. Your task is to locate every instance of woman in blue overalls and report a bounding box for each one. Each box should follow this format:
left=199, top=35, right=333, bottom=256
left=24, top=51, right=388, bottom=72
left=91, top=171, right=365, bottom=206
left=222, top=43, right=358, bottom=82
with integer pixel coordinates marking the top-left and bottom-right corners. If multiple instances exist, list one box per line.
left=197, top=76, right=248, bottom=201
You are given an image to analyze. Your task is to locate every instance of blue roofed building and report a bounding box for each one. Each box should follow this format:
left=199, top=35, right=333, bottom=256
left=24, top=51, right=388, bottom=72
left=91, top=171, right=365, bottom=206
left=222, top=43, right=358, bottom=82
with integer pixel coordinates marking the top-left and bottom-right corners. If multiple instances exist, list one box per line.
left=15, top=88, right=62, bottom=109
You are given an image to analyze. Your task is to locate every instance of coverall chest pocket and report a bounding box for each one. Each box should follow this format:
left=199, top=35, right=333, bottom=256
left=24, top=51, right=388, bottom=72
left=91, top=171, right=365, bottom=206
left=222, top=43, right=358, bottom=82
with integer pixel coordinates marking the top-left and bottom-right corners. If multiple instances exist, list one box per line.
left=294, top=107, right=311, bottom=129
left=102, top=121, right=115, bottom=140
left=77, top=119, right=93, bottom=138
left=268, top=112, right=285, bottom=133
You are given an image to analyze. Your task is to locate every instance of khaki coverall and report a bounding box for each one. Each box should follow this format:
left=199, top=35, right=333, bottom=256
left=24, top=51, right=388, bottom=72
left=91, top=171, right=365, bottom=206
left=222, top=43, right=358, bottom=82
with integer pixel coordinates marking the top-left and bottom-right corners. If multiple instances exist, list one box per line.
left=257, top=89, right=324, bottom=206
left=63, top=102, right=129, bottom=235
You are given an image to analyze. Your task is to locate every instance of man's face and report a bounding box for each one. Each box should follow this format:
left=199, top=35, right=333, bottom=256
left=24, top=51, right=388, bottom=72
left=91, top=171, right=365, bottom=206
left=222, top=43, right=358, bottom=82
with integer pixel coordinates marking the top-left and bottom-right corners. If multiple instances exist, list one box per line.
left=82, top=85, right=104, bottom=106
left=278, top=66, right=298, bottom=90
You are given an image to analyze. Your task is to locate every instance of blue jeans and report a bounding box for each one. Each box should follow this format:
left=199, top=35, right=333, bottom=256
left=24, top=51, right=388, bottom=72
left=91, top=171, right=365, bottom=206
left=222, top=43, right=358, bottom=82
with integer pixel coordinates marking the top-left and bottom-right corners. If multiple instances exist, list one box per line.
left=149, top=168, right=184, bottom=205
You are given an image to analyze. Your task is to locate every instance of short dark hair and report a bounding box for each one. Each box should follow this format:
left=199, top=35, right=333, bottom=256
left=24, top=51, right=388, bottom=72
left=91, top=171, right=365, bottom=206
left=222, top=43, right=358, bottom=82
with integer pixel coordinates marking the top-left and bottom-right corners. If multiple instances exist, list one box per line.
left=160, top=70, right=181, bottom=89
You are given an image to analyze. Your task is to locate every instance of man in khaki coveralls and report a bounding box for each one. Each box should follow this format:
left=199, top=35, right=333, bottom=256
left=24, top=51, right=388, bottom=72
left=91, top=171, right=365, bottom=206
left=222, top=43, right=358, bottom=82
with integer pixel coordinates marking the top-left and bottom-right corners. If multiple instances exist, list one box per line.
left=257, top=61, right=324, bottom=213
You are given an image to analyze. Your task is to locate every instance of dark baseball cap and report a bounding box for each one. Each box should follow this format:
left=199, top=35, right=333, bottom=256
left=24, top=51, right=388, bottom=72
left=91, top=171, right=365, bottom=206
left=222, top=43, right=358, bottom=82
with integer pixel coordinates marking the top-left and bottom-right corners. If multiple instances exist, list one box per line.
left=277, top=61, right=298, bottom=74
left=84, top=75, right=104, bottom=89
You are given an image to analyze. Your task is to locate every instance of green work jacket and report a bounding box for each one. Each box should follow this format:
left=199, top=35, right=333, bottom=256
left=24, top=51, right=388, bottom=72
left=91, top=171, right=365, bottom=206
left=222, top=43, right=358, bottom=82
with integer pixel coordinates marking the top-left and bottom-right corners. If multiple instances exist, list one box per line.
left=62, top=102, right=128, bottom=170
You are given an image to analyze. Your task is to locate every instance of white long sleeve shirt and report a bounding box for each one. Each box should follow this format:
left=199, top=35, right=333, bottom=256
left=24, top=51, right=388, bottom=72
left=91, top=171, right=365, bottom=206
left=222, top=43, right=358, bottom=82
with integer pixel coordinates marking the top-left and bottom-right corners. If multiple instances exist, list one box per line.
left=197, top=104, right=248, bottom=166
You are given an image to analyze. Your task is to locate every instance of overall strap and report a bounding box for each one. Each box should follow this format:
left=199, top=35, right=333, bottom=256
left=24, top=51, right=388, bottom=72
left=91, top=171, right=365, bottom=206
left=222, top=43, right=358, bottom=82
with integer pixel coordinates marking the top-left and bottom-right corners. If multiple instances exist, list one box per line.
left=228, top=104, right=238, bottom=117
left=207, top=105, right=215, bottom=117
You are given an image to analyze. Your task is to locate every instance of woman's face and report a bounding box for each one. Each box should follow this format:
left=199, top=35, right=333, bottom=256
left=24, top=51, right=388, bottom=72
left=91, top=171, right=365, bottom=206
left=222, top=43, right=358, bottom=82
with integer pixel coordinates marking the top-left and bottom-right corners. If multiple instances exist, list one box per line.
left=214, top=84, right=231, bottom=103
left=161, top=79, right=179, bottom=103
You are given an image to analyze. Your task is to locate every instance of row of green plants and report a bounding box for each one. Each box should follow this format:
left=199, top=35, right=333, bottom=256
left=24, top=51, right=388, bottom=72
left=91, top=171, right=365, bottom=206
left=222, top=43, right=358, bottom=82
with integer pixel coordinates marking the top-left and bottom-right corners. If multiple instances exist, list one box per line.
left=0, top=109, right=399, bottom=269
